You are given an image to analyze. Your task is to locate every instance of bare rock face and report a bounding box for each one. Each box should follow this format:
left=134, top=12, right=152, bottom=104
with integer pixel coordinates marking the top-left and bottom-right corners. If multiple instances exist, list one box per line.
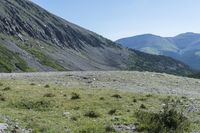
left=0, top=0, right=192, bottom=75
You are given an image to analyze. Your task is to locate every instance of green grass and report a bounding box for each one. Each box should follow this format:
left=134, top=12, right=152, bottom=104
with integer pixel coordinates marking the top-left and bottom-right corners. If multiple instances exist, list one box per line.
left=0, top=33, right=66, bottom=72
left=0, top=45, right=33, bottom=72
left=188, top=72, right=200, bottom=79
left=127, top=50, right=192, bottom=76
left=0, top=80, right=199, bottom=133
left=26, top=49, right=66, bottom=71
left=135, top=99, right=191, bottom=133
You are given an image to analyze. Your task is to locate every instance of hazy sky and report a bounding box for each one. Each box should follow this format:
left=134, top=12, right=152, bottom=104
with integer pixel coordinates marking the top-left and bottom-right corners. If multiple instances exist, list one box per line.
left=32, top=0, right=200, bottom=40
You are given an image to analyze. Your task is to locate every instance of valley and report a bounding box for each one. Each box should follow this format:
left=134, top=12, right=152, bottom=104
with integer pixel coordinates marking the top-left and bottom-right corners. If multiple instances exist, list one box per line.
left=0, top=0, right=199, bottom=132
left=0, top=71, right=199, bottom=132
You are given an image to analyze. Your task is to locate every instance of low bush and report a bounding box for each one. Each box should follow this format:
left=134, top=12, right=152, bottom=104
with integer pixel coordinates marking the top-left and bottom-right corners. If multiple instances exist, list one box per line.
left=146, top=94, right=153, bottom=97
left=10, top=99, right=54, bottom=111
left=2, top=87, right=11, bottom=91
left=30, top=83, right=36, bottom=86
left=138, top=97, right=147, bottom=101
left=0, top=94, right=5, bottom=101
left=111, top=94, right=122, bottom=99
left=108, top=109, right=117, bottom=115
left=105, top=125, right=115, bottom=132
left=44, top=84, right=50, bottom=88
left=135, top=99, right=191, bottom=133
left=84, top=111, right=100, bottom=118
left=99, top=97, right=105, bottom=100
left=43, top=93, right=55, bottom=97
left=133, top=99, right=137, bottom=103
left=140, top=104, right=147, bottom=109
left=71, top=92, right=80, bottom=100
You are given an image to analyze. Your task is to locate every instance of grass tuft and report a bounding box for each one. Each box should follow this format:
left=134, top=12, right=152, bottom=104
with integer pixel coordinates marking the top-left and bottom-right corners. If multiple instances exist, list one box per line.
left=84, top=111, right=100, bottom=118
left=2, top=87, right=11, bottom=91
left=111, top=94, right=122, bottom=99
left=43, top=93, right=55, bottom=97
left=140, top=104, right=147, bottom=109
left=44, top=84, right=50, bottom=88
left=10, top=99, right=54, bottom=111
left=71, top=92, right=80, bottom=100
left=108, top=109, right=117, bottom=115
left=0, top=94, right=5, bottom=101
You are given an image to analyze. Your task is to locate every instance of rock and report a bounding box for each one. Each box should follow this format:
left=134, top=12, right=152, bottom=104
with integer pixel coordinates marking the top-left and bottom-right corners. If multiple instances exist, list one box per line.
left=63, top=112, right=70, bottom=117
left=64, top=127, right=71, bottom=133
left=113, top=124, right=136, bottom=132
left=0, top=123, right=8, bottom=131
left=21, top=128, right=32, bottom=133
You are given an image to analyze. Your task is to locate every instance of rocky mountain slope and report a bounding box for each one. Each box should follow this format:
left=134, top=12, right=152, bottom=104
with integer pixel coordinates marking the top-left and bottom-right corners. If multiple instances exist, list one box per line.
left=0, top=0, right=192, bottom=75
left=116, top=32, right=200, bottom=70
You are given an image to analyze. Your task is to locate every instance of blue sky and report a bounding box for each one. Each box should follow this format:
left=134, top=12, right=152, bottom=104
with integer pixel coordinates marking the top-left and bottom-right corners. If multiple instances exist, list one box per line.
left=32, top=0, right=200, bottom=40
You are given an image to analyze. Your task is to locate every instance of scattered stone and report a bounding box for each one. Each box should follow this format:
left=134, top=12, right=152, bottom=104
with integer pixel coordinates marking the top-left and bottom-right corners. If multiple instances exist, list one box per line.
left=63, top=112, right=70, bottom=117
left=0, top=123, right=8, bottom=131
left=21, top=128, right=32, bottom=133
left=87, top=81, right=92, bottom=84
left=113, top=124, right=136, bottom=132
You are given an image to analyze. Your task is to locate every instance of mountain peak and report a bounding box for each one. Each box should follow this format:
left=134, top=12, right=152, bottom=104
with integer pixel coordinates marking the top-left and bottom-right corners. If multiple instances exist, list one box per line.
left=175, top=32, right=200, bottom=38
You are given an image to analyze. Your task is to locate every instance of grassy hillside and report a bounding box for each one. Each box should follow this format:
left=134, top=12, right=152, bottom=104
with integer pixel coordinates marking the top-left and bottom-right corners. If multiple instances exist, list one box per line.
left=128, top=50, right=192, bottom=76
left=0, top=44, right=33, bottom=72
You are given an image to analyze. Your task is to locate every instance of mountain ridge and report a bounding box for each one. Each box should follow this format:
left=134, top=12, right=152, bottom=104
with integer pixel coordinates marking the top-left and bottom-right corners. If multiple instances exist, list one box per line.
left=0, top=0, right=192, bottom=75
left=116, top=32, right=200, bottom=70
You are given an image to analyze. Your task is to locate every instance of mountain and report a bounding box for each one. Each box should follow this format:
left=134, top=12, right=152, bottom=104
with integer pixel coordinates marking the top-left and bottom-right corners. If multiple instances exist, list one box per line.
left=116, top=32, right=200, bottom=70
left=0, top=0, right=192, bottom=75
left=116, top=34, right=179, bottom=55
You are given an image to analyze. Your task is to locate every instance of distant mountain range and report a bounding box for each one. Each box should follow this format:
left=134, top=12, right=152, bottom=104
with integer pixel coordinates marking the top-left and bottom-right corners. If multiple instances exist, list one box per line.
left=116, top=32, right=200, bottom=70
left=0, top=0, right=192, bottom=76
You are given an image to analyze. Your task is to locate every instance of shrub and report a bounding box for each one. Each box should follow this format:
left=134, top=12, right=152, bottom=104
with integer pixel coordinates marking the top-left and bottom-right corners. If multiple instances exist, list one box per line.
left=84, top=111, right=100, bottom=118
left=99, top=97, right=105, bottom=100
left=111, top=94, right=122, bottom=99
left=30, top=83, right=36, bottom=86
left=2, top=87, right=11, bottom=91
left=71, top=92, right=80, bottom=100
left=71, top=116, right=78, bottom=121
left=133, top=99, right=137, bottom=103
left=105, top=125, right=115, bottom=132
left=0, top=94, right=5, bottom=101
left=140, top=104, right=147, bottom=109
left=108, top=109, right=117, bottom=115
left=11, top=99, right=54, bottom=111
left=44, top=84, right=50, bottom=88
left=135, top=99, right=191, bottom=133
left=43, top=93, right=55, bottom=97
left=146, top=94, right=153, bottom=97
left=138, top=97, right=147, bottom=101
left=72, top=106, right=80, bottom=110
left=0, top=83, right=3, bottom=86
